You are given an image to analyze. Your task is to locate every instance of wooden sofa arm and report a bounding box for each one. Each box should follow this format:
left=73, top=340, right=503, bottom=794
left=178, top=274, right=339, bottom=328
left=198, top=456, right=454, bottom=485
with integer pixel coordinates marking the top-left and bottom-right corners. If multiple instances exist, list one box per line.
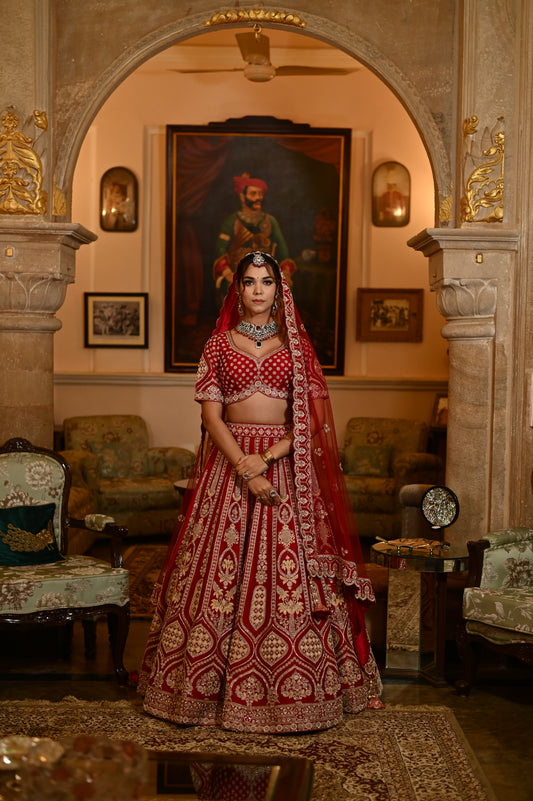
left=68, top=516, right=128, bottom=568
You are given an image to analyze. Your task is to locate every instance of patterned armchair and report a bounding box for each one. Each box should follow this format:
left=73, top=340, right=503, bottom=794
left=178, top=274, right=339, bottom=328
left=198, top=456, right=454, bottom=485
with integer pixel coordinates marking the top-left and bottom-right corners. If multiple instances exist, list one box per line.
left=63, top=415, right=196, bottom=538
left=341, top=417, right=442, bottom=540
left=0, top=437, right=130, bottom=684
left=456, top=527, right=533, bottom=694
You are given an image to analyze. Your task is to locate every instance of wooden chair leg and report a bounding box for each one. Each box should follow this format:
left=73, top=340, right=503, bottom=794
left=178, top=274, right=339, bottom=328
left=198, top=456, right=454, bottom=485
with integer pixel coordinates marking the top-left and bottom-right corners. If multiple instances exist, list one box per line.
left=61, top=622, right=74, bottom=660
left=107, top=604, right=130, bottom=685
left=82, top=618, right=97, bottom=659
left=455, top=623, right=479, bottom=696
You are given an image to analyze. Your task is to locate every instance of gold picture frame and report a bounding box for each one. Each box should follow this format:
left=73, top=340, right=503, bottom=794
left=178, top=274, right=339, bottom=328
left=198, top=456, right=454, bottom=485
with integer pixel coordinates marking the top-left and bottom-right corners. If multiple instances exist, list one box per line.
left=356, top=288, right=423, bottom=342
left=84, top=292, right=148, bottom=348
left=372, top=161, right=410, bottom=227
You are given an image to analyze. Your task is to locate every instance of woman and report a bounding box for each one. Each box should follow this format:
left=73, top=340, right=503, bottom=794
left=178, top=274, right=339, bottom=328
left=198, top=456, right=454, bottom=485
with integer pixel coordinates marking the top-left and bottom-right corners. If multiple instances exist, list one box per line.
left=138, top=251, right=382, bottom=733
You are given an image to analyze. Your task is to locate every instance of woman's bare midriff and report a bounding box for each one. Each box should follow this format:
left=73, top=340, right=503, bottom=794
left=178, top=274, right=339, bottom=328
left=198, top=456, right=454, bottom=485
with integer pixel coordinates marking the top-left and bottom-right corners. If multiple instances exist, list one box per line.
left=225, top=393, right=290, bottom=425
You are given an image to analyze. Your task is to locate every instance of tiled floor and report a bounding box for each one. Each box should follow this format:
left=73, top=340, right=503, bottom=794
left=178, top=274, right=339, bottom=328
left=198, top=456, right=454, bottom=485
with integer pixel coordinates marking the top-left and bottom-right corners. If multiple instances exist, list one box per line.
left=0, top=618, right=531, bottom=800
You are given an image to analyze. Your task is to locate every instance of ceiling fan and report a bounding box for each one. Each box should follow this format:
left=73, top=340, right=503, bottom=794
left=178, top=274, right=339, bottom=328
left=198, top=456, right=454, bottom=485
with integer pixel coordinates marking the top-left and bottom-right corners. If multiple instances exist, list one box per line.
left=174, top=24, right=358, bottom=83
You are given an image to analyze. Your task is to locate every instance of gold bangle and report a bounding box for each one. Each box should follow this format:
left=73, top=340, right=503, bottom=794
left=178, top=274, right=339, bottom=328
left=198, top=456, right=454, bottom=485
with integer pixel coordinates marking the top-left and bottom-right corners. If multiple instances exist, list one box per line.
left=260, top=449, right=276, bottom=468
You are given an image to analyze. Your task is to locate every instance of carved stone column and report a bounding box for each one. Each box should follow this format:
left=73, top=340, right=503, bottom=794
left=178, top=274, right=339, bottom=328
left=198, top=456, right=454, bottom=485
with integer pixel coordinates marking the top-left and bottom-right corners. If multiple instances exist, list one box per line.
left=409, top=228, right=519, bottom=547
left=0, top=221, right=97, bottom=447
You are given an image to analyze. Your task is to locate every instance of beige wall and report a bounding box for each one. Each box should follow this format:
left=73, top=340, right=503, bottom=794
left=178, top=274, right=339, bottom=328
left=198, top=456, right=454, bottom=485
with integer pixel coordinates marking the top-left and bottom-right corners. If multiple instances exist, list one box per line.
left=54, top=41, right=447, bottom=448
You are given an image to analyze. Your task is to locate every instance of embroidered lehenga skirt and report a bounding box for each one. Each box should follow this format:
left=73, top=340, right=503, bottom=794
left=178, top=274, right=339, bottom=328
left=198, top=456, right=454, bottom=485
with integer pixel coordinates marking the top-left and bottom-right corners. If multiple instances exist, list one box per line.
left=139, top=423, right=380, bottom=733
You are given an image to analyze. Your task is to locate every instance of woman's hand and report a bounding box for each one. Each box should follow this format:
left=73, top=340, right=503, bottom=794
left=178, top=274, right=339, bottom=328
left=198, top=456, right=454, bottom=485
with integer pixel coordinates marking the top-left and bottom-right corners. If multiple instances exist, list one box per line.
left=235, top=453, right=268, bottom=481
left=246, top=475, right=281, bottom=506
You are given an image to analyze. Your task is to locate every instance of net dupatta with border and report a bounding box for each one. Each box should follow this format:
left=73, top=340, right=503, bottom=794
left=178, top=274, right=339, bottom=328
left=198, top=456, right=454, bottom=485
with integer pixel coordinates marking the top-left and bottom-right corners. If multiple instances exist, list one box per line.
left=153, top=272, right=375, bottom=666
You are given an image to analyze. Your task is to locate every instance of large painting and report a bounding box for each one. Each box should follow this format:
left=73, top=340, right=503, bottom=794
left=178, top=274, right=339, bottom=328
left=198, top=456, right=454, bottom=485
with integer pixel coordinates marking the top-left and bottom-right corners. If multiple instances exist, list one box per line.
left=164, top=116, right=351, bottom=374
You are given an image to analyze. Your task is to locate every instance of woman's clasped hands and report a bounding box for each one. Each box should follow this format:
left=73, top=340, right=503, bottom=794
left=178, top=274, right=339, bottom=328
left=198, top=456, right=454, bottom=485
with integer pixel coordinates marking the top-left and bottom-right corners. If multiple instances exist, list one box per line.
left=235, top=453, right=281, bottom=506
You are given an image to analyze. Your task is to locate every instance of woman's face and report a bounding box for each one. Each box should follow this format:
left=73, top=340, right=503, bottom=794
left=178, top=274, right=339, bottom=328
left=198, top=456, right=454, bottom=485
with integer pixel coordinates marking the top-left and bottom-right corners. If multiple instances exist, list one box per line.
left=239, top=263, right=277, bottom=320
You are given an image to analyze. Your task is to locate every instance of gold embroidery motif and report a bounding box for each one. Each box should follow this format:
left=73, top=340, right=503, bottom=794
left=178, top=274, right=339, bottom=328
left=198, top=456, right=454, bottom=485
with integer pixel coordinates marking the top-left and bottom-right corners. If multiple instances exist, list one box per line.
left=186, top=624, right=214, bottom=657
left=2, top=520, right=54, bottom=552
left=249, top=585, right=267, bottom=629
left=260, top=631, right=289, bottom=665
left=280, top=671, right=312, bottom=701
left=299, top=630, right=323, bottom=663
left=235, top=674, right=265, bottom=703
left=277, top=584, right=304, bottom=616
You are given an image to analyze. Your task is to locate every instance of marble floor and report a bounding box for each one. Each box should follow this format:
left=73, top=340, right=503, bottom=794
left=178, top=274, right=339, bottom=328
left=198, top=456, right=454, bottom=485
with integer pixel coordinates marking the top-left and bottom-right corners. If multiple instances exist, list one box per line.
left=0, top=617, right=531, bottom=801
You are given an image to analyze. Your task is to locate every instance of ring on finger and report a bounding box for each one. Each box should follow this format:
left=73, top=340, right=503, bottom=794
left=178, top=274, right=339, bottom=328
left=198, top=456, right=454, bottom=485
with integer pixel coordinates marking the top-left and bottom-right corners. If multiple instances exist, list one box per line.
left=269, top=489, right=276, bottom=498
left=243, top=472, right=250, bottom=480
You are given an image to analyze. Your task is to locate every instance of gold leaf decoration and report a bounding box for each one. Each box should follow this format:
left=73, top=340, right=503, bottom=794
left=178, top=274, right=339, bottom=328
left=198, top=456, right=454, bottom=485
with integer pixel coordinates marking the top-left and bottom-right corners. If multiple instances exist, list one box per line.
left=33, top=109, right=48, bottom=131
left=461, top=116, right=504, bottom=223
left=439, top=192, right=453, bottom=223
left=0, top=109, right=47, bottom=215
left=204, top=9, right=306, bottom=27
left=53, top=175, right=67, bottom=216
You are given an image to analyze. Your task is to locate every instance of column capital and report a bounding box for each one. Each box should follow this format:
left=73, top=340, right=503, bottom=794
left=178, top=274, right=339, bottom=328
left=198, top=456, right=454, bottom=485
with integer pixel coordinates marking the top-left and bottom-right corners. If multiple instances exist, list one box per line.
left=408, top=227, right=519, bottom=257
left=0, top=220, right=96, bottom=324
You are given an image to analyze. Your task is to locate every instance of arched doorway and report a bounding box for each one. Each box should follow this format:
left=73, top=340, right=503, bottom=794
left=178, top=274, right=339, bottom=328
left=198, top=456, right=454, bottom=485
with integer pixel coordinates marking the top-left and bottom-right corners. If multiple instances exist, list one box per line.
left=55, top=22, right=446, bottom=464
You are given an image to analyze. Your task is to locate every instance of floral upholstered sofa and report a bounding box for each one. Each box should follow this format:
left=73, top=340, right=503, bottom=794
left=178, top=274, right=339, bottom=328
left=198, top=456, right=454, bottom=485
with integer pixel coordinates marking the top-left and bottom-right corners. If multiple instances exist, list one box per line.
left=456, top=527, right=533, bottom=693
left=341, top=417, right=442, bottom=540
left=62, top=415, right=195, bottom=538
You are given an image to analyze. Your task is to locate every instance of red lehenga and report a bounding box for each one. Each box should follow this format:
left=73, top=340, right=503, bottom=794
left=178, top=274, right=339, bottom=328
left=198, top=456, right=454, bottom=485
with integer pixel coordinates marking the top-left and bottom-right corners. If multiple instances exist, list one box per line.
left=138, top=271, right=382, bottom=733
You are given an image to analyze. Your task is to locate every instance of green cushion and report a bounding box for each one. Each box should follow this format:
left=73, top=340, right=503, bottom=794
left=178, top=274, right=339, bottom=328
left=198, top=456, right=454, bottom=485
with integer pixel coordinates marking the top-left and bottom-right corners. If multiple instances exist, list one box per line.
left=344, top=444, right=391, bottom=477
left=0, top=504, right=63, bottom=566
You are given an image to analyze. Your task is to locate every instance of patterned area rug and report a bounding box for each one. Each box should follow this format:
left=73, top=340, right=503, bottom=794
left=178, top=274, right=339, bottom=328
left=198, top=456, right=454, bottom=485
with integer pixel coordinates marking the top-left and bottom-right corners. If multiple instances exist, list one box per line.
left=0, top=698, right=496, bottom=801
left=124, top=545, right=167, bottom=617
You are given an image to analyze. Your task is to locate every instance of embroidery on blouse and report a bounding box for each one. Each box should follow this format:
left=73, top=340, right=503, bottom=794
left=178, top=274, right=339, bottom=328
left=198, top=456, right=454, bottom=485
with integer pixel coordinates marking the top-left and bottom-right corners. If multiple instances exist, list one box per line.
left=195, top=331, right=293, bottom=405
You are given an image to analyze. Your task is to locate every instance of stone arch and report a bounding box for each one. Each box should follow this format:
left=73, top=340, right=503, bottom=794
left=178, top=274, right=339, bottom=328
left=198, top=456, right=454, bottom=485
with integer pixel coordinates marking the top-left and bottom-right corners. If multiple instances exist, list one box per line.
left=57, top=10, right=449, bottom=218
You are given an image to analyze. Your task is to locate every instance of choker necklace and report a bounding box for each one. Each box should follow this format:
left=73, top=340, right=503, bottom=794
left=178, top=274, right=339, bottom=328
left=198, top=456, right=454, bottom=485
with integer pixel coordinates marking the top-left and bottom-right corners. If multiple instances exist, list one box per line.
left=236, top=320, right=279, bottom=349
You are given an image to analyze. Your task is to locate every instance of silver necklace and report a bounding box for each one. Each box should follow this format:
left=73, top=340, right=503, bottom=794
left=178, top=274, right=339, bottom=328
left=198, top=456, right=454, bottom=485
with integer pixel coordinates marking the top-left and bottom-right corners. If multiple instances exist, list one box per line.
left=236, top=319, right=279, bottom=349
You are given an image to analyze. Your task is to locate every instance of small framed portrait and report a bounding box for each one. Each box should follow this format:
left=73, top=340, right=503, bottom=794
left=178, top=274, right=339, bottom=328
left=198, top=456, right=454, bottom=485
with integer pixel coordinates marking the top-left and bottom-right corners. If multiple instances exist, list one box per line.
left=100, top=166, right=138, bottom=232
left=356, top=288, right=423, bottom=342
left=431, top=393, right=448, bottom=428
left=84, top=292, right=148, bottom=348
left=372, top=161, right=410, bottom=227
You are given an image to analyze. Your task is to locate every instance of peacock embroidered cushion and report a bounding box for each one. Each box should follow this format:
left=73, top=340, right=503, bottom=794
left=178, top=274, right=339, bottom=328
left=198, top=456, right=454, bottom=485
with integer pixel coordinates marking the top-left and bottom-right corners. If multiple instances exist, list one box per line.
left=0, top=503, right=63, bottom=566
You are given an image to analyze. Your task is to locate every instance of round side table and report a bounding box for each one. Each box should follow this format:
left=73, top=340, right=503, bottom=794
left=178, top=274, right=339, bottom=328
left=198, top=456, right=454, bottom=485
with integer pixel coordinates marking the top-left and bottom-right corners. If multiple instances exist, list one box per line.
left=371, top=538, right=468, bottom=686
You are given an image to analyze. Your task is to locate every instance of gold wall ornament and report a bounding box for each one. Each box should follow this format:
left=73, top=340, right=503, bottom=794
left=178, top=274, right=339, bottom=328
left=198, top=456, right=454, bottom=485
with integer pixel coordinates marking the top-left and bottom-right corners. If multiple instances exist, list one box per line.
left=53, top=175, right=67, bottom=216
left=438, top=192, right=453, bottom=223
left=204, top=9, right=306, bottom=28
left=0, top=109, right=47, bottom=215
left=460, top=115, right=504, bottom=223
left=33, top=109, right=48, bottom=131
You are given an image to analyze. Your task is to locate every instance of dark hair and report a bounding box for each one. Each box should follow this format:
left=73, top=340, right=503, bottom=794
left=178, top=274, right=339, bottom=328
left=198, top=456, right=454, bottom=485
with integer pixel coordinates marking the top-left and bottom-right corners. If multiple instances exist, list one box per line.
left=236, top=252, right=285, bottom=331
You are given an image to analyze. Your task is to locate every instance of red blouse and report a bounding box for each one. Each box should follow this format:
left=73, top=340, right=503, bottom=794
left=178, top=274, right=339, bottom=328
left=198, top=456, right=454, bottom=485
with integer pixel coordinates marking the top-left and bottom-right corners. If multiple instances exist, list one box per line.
left=195, top=332, right=293, bottom=406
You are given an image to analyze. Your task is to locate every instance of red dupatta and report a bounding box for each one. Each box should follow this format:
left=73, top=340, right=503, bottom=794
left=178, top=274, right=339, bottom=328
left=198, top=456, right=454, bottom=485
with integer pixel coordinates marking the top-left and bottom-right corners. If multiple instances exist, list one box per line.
left=154, top=270, right=375, bottom=665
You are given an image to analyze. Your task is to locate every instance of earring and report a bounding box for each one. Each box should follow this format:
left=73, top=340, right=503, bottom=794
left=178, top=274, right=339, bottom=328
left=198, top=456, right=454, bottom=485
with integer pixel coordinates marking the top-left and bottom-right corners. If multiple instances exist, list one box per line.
left=238, top=295, right=244, bottom=316
left=272, top=293, right=278, bottom=315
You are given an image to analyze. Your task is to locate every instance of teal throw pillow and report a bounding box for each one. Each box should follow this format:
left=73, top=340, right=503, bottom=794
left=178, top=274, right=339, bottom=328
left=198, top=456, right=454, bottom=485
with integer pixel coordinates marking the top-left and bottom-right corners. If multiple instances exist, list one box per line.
left=0, top=503, right=63, bottom=566
left=344, top=444, right=391, bottom=477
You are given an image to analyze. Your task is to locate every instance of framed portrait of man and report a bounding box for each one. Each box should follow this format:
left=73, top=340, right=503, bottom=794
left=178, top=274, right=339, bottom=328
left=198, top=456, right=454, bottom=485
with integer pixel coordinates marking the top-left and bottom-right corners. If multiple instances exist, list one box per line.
left=164, top=116, right=351, bottom=374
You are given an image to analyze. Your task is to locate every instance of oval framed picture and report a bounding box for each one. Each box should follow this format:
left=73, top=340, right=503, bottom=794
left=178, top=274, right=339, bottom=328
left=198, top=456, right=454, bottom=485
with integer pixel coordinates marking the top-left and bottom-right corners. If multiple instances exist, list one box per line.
left=372, top=161, right=410, bottom=227
left=100, top=166, right=138, bottom=232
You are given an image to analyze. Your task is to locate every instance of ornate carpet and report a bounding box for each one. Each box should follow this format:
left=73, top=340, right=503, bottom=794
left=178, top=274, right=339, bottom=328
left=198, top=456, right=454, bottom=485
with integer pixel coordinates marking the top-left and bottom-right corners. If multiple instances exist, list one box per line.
left=123, top=545, right=167, bottom=617
left=0, top=698, right=496, bottom=801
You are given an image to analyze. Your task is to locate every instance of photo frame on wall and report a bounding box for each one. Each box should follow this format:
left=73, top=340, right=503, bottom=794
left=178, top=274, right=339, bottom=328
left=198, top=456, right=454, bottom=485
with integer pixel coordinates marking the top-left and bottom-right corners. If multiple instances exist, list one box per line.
left=372, top=161, right=410, bottom=227
left=84, top=292, right=148, bottom=348
left=356, top=288, right=423, bottom=342
left=431, top=392, right=448, bottom=428
left=164, top=115, right=351, bottom=374
left=100, top=166, right=138, bottom=232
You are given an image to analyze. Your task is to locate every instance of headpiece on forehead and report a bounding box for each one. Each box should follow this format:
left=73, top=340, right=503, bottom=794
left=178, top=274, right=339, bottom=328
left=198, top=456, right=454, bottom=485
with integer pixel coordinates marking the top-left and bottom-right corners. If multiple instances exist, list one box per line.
left=233, top=173, right=268, bottom=195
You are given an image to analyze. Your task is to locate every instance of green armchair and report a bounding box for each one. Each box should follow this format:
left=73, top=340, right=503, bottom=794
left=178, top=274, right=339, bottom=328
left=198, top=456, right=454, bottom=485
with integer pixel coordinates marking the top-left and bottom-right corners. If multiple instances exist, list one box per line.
left=62, top=415, right=195, bottom=538
left=456, top=527, right=533, bottom=694
left=341, top=417, right=443, bottom=540
left=0, top=437, right=130, bottom=683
